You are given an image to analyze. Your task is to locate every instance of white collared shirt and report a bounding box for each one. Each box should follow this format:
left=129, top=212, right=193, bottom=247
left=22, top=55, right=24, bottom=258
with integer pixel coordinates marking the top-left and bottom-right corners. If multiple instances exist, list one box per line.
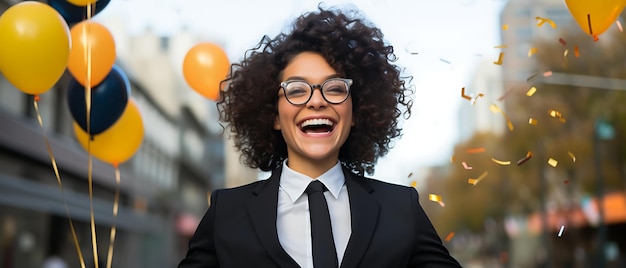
left=276, top=160, right=352, bottom=268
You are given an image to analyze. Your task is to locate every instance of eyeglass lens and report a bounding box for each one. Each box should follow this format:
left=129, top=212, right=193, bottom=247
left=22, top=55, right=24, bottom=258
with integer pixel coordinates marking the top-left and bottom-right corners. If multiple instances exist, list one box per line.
left=283, top=79, right=349, bottom=105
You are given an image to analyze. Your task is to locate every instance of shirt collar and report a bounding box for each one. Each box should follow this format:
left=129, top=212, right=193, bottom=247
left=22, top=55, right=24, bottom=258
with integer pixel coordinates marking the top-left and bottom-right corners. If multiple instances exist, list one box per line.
left=279, top=160, right=345, bottom=203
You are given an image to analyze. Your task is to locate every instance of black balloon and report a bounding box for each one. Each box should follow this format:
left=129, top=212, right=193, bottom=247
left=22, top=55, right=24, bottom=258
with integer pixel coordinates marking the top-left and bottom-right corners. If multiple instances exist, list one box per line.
left=47, top=0, right=111, bottom=24
left=67, top=65, right=130, bottom=135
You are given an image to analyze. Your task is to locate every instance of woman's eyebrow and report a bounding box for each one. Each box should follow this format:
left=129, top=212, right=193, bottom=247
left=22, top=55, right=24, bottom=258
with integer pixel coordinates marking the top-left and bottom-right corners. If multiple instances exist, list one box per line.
left=283, top=74, right=342, bottom=82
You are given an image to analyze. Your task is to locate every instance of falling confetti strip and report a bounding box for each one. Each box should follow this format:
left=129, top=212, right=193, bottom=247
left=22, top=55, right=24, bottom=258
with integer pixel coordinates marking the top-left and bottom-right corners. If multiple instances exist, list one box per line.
left=527, top=73, right=538, bottom=83
left=502, top=24, right=509, bottom=30
left=529, top=118, right=538, bottom=125
left=574, top=46, right=580, bottom=58
left=549, top=109, right=567, bottom=123
left=493, top=52, right=504, bottom=65
left=498, top=88, right=515, bottom=101
left=468, top=171, right=488, bottom=186
left=450, top=156, right=456, bottom=163
left=564, top=49, right=569, bottom=65
left=526, top=86, right=537, bottom=96
left=535, top=16, right=557, bottom=28
left=429, top=194, right=444, bottom=207
left=617, top=20, right=623, bottom=32
left=490, top=104, right=514, bottom=131
left=543, top=71, right=553, bottom=77
left=461, top=87, right=472, bottom=100
left=528, top=47, right=538, bottom=57
left=491, top=158, right=511, bottom=166
left=516, top=151, right=533, bottom=166
left=466, top=147, right=486, bottom=154
left=440, top=58, right=451, bottom=64
left=568, top=151, right=576, bottom=163
left=559, top=38, right=567, bottom=46
left=410, top=181, right=417, bottom=188
left=558, top=225, right=565, bottom=237
left=548, top=158, right=559, bottom=167
left=494, top=44, right=508, bottom=48
left=445, top=232, right=455, bottom=242
left=462, top=161, right=473, bottom=170
left=429, top=194, right=442, bottom=202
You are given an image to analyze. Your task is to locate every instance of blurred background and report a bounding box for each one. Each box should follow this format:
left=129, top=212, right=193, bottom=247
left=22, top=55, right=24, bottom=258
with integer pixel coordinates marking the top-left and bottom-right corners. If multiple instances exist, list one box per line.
left=1, top=0, right=626, bottom=267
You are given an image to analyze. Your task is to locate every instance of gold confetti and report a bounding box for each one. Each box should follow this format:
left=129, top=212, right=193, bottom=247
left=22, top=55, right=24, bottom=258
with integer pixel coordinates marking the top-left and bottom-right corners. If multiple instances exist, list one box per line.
left=568, top=151, right=576, bottom=162
left=526, top=86, right=537, bottom=96
left=549, top=109, right=566, bottom=123
left=491, top=158, right=511, bottom=166
left=462, top=161, right=473, bottom=170
left=493, top=52, right=504, bottom=65
left=466, top=147, right=486, bottom=154
left=489, top=104, right=514, bottom=131
left=494, top=44, right=508, bottom=48
left=535, top=16, right=557, bottom=28
left=516, top=151, right=533, bottom=166
left=461, top=87, right=472, bottom=100
left=502, top=24, right=509, bottom=30
left=527, top=47, right=538, bottom=57
left=528, top=118, right=538, bottom=125
left=429, top=194, right=442, bottom=202
left=574, top=45, right=580, bottom=58
left=548, top=158, right=558, bottom=167
left=468, top=171, right=488, bottom=185
left=410, top=181, right=417, bottom=188
left=445, top=232, right=455, bottom=242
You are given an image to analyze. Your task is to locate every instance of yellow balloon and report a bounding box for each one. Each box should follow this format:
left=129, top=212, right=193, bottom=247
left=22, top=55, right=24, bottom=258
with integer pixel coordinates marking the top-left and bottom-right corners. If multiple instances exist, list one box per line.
left=74, top=99, right=144, bottom=166
left=67, top=0, right=98, bottom=6
left=564, top=0, right=626, bottom=39
left=0, top=1, right=70, bottom=95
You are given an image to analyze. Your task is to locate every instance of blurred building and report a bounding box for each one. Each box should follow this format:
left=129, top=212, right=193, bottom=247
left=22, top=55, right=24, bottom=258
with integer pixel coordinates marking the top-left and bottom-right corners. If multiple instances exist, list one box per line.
left=0, top=1, right=257, bottom=267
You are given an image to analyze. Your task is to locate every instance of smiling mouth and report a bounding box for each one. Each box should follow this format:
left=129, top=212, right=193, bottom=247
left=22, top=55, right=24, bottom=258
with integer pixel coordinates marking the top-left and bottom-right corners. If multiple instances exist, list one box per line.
left=299, top=118, right=335, bottom=134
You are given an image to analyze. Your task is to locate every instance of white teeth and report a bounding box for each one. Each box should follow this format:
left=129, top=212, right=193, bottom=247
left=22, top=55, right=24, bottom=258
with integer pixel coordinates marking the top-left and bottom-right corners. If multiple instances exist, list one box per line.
left=300, top=118, right=334, bottom=127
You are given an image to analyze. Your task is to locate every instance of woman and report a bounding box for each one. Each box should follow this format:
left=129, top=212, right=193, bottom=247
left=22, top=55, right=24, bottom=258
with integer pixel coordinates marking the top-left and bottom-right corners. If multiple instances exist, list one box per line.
left=179, top=4, right=461, bottom=268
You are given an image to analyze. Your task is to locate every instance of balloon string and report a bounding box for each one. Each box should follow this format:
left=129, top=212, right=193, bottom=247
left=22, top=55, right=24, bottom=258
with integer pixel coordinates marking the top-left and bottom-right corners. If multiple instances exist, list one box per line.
left=83, top=4, right=99, bottom=267
left=33, top=96, right=87, bottom=268
left=106, top=163, right=120, bottom=268
left=88, top=148, right=99, bottom=268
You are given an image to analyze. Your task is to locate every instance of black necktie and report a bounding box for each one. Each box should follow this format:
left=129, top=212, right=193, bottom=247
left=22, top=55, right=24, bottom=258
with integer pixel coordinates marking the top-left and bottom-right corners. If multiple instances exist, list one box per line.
left=305, top=180, right=338, bottom=268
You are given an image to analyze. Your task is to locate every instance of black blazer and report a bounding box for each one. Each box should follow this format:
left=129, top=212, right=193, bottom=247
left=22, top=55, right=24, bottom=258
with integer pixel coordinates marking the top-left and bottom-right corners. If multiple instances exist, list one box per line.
left=178, top=165, right=461, bottom=267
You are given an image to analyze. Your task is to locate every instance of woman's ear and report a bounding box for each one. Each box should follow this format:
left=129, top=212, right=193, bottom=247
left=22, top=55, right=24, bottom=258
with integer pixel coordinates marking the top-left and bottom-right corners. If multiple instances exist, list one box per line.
left=274, top=116, right=281, bottom=130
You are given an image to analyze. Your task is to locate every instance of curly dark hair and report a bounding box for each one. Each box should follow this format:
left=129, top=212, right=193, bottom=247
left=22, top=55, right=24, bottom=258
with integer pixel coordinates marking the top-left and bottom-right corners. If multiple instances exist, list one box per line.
left=217, top=4, right=413, bottom=176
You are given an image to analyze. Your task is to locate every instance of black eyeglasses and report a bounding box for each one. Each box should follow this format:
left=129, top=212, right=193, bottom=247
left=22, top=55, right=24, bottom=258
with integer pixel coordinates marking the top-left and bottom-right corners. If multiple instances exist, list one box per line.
left=279, top=78, right=353, bottom=105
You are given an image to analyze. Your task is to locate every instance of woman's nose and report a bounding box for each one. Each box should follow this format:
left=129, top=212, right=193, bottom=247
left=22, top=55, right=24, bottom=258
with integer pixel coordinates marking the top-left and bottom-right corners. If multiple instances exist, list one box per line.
left=306, top=88, right=327, bottom=108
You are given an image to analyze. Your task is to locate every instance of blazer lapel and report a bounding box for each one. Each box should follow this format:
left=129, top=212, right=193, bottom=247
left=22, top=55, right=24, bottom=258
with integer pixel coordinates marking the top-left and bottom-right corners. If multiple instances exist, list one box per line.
left=340, top=168, right=381, bottom=268
left=247, top=167, right=300, bottom=268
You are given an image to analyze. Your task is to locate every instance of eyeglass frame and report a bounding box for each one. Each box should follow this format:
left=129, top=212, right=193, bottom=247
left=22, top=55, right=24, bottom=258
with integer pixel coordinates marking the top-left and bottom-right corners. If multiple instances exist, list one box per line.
left=278, top=78, right=353, bottom=105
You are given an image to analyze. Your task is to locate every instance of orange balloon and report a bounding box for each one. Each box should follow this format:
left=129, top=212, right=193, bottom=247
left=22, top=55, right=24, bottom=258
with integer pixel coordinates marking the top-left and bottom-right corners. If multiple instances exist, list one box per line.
left=74, top=99, right=143, bottom=165
left=564, top=0, right=626, bottom=39
left=0, top=1, right=70, bottom=95
left=67, top=20, right=116, bottom=87
left=182, top=43, right=230, bottom=101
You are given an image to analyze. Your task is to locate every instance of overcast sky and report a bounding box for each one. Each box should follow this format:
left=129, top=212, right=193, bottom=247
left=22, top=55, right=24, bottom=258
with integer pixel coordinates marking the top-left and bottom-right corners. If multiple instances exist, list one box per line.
left=96, top=0, right=507, bottom=185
